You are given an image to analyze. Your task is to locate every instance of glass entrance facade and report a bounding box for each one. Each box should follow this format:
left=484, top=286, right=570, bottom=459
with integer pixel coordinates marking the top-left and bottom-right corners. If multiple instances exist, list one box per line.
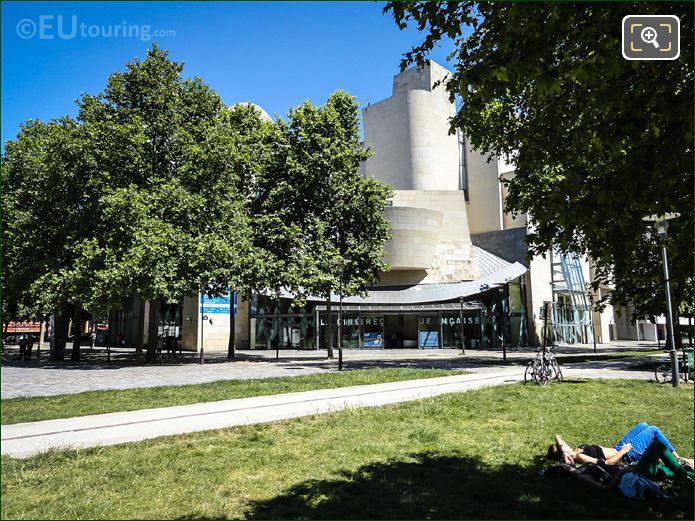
left=323, top=308, right=484, bottom=350
left=249, top=295, right=317, bottom=349
left=249, top=295, right=494, bottom=350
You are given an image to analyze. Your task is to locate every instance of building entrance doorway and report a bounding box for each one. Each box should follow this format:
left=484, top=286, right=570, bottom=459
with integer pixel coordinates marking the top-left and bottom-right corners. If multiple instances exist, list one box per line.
left=384, top=315, right=417, bottom=348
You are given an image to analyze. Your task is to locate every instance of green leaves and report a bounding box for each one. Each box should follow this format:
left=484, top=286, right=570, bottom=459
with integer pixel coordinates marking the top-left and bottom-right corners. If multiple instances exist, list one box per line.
left=387, top=2, right=694, bottom=319
left=3, top=47, right=393, bottom=330
left=235, top=91, right=392, bottom=304
left=2, top=46, right=250, bottom=318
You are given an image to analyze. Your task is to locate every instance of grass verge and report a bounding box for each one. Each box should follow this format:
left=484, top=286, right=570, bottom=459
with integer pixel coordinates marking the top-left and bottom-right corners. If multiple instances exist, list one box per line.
left=1, top=367, right=465, bottom=425
left=1, top=379, right=692, bottom=519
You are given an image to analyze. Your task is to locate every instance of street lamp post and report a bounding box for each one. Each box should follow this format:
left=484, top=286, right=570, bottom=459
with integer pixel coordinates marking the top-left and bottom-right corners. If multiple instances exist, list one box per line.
left=199, top=282, right=207, bottom=365
left=498, top=286, right=506, bottom=362
left=643, top=213, right=680, bottom=388
left=335, top=258, right=347, bottom=371
left=587, top=286, right=597, bottom=354
left=276, top=294, right=280, bottom=362
left=200, top=314, right=207, bottom=365
left=331, top=257, right=348, bottom=371
left=458, top=296, right=466, bottom=355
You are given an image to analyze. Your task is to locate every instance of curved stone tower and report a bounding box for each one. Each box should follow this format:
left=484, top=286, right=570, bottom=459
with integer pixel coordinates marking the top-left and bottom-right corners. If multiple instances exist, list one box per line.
left=362, top=61, right=479, bottom=285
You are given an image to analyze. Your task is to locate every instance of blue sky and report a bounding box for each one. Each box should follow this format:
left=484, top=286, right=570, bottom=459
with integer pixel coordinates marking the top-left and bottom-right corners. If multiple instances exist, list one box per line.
left=1, top=1, right=463, bottom=147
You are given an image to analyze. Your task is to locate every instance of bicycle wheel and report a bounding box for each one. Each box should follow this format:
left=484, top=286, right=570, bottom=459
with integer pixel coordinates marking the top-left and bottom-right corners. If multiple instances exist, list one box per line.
left=680, top=365, right=689, bottom=383
left=654, top=364, right=671, bottom=384
left=524, top=362, right=534, bottom=383
left=534, top=358, right=549, bottom=386
left=552, top=359, right=563, bottom=381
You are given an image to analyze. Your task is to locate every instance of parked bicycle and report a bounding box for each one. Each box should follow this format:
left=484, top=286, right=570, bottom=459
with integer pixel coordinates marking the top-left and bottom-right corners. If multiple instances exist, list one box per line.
left=524, top=346, right=563, bottom=385
left=654, top=348, right=693, bottom=384
left=524, top=301, right=563, bottom=385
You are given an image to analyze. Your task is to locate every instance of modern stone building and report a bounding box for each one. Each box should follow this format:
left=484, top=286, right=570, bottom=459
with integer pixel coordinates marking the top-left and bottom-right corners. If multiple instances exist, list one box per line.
left=108, top=60, right=645, bottom=352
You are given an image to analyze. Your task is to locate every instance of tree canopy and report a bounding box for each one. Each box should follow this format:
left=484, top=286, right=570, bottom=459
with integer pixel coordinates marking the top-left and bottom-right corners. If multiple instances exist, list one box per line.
left=386, top=2, right=694, bottom=319
left=278, top=92, right=392, bottom=300
left=2, top=118, right=91, bottom=324
left=3, top=45, right=392, bottom=359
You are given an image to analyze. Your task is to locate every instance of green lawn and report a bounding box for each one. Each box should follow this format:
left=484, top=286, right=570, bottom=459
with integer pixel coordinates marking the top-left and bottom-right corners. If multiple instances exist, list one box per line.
left=2, top=380, right=692, bottom=519
left=1, top=368, right=465, bottom=425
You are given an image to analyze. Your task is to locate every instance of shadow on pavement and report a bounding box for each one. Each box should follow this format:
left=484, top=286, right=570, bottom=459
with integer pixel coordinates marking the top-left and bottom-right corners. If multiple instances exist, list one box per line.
left=2, top=346, right=517, bottom=371
left=1, top=344, right=665, bottom=373
left=239, top=452, right=693, bottom=520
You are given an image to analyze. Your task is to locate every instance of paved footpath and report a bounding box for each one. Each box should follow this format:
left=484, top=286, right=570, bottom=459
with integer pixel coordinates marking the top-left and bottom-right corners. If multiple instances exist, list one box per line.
left=1, top=341, right=663, bottom=398
left=0, top=360, right=660, bottom=459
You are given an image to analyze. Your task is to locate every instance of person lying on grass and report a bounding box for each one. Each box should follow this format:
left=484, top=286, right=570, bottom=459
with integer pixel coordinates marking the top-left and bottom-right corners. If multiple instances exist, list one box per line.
left=544, top=439, right=694, bottom=499
left=547, top=422, right=691, bottom=466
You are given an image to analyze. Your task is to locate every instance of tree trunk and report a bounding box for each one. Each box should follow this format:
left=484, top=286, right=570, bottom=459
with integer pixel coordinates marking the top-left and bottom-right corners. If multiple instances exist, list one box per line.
left=325, top=298, right=334, bottom=359
left=136, top=297, right=145, bottom=355
left=70, top=302, right=82, bottom=362
left=145, top=299, right=160, bottom=363
left=51, top=302, right=70, bottom=361
left=227, top=291, right=236, bottom=359
left=38, top=319, right=46, bottom=359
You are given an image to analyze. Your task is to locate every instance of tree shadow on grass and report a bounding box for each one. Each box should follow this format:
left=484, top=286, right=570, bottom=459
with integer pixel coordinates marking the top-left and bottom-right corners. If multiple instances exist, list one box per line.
left=243, top=452, right=693, bottom=520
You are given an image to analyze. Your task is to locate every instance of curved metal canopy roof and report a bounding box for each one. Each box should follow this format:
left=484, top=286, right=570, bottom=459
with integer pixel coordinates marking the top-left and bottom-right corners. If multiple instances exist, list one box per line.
left=276, top=247, right=527, bottom=306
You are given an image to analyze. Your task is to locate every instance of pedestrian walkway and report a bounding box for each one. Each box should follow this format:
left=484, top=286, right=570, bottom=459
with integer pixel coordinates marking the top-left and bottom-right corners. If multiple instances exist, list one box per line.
left=1, top=368, right=525, bottom=458
left=1, top=341, right=662, bottom=398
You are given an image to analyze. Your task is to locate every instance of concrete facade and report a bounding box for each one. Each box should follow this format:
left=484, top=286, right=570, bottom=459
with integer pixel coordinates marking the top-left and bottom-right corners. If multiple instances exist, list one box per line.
left=181, top=295, right=250, bottom=353
left=364, top=62, right=480, bottom=287
left=363, top=61, right=459, bottom=191
left=381, top=191, right=480, bottom=284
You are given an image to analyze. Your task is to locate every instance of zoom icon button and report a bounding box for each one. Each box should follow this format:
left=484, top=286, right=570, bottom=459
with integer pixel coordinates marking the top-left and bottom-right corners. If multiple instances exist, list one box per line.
left=622, top=15, right=680, bottom=60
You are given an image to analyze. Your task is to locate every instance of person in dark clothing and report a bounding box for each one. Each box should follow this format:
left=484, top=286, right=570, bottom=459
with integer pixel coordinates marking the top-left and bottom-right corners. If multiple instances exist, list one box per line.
left=547, top=434, right=632, bottom=465
left=545, top=439, right=693, bottom=491
left=17, top=334, right=33, bottom=361
left=547, top=423, right=687, bottom=465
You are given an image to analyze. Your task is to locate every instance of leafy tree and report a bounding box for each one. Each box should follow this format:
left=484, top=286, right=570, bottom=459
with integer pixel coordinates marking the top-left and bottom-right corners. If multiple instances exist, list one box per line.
left=1, top=118, right=97, bottom=359
left=386, top=2, right=693, bottom=331
left=3, top=45, right=255, bottom=362
left=200, top=102, right=301, bottom=358
left=219, top=94, right=392, bottom=359
left=4, top=48, right=392, bottom=362
left=75, top=45, right=254, bottom=361
left=266, top=92, right=393, bottom=357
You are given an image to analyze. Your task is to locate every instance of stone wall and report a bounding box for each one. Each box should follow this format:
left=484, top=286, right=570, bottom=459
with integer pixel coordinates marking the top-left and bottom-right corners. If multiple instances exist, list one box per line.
left=380, top=190, right=480, bottom=285
left=181, top=294, right=251, bottom=352
left=362, top=60, right=459, bottom=191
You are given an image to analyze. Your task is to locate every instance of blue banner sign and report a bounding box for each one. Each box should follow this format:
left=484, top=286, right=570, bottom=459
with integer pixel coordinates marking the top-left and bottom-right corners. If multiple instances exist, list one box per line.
left=200, top=291, right=237, bottom=314
left=419, top=331, right=439, bottom=348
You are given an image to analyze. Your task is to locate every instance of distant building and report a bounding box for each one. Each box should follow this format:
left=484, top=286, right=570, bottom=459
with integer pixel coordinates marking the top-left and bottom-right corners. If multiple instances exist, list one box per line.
left=109, top=61, right=651, bottom=352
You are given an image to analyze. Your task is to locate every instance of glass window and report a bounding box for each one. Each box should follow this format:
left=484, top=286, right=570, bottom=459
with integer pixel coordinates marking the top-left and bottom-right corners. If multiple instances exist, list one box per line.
left=341, top=314, right=360, bottom=349
left=441, top=314, right=462, bottom=348
left=418, top=315, right=440, bottom=348
left=363, top=316, right=384, bottom=348
left=458, top=132, right=469, bottom=201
